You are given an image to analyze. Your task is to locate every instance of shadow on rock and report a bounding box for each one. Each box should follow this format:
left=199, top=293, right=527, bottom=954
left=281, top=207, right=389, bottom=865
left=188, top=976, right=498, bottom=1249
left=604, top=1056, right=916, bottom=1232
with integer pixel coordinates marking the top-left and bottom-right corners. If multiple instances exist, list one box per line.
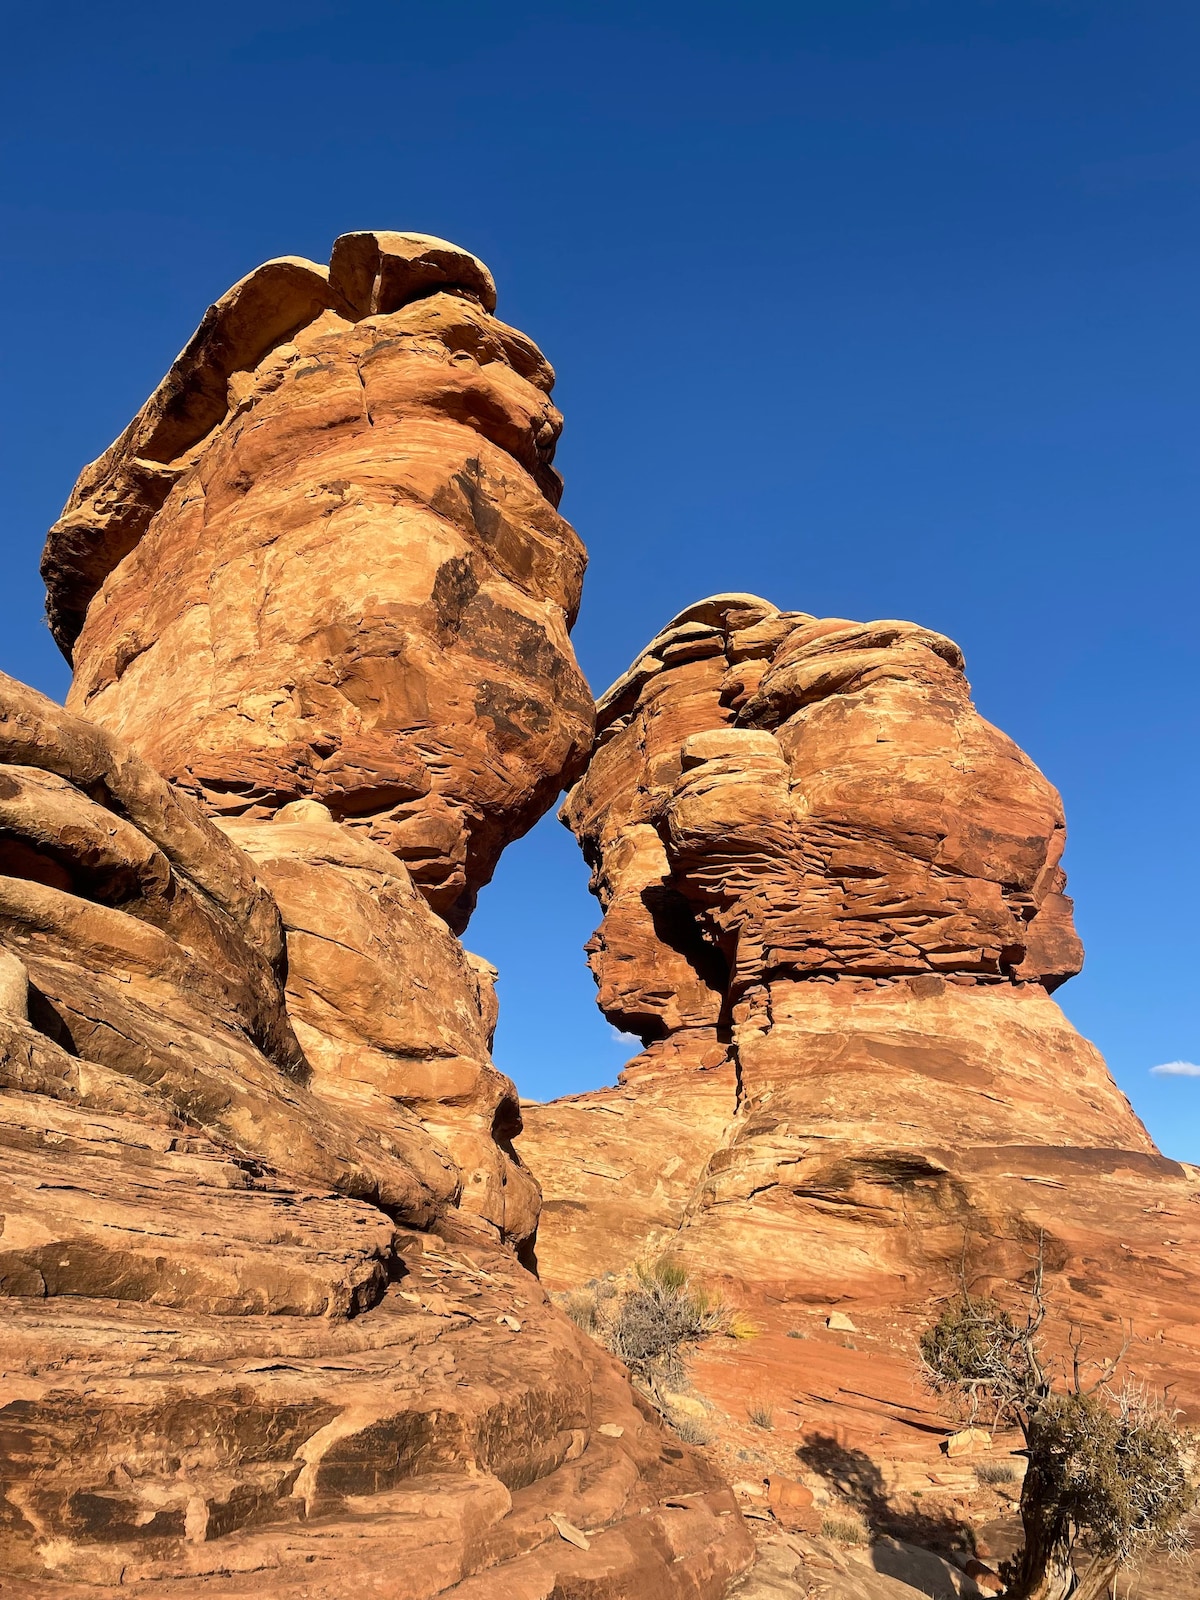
left=796, top=1433, right=978, bottom=1559
left=872, top=1537, right=981, bottom=1599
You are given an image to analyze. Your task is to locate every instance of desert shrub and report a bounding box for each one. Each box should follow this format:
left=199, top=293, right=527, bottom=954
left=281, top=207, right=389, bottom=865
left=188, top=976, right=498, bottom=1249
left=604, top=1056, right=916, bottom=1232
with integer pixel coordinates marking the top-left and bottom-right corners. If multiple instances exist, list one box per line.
left=670, top=1412, right=713, bottom=1446
left=919, top=1244, right=1197, bottom=1600
left=974, top=1460, right=1018, bottom=1485
left=747, top=1398, right=775, bottom=1430
left=563, top=1289, right=599, bottom=1332
left=556, top=1258, right=739, bottom=1410
left=821, top=1514, right=869, bottom=1546
left=919, top=1295, right=1032, bottom=1424
left=607, top=1256, right=729, bottom=1386
left=1020, top=1385, right=1195, bottom=1570
left=556, top=1274, right=618, bottom=1335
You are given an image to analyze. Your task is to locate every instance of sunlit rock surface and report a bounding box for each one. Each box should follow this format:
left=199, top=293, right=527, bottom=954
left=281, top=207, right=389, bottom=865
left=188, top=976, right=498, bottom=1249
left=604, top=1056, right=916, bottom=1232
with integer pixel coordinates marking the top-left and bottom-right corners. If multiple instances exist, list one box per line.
left=49, top=230, right=594, bottom=931
left=523, top=594, right=1200, bottom=1552
left=0, top=246, right=751, bottom=1598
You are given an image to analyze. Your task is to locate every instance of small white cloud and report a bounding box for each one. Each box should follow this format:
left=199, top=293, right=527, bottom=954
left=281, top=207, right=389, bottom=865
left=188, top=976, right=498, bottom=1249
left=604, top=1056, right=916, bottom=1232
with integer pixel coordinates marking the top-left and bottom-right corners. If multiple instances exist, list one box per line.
left=1150, top=1061, right=1200, bottom=1078
left=609, top=1026, right=642, bottom=1047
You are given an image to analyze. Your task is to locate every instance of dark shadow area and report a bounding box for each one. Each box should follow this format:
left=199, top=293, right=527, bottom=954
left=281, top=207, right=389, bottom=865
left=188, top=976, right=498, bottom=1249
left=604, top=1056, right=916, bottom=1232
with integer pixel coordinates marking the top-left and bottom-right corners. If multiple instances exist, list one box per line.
left=871, top=1538, right=975, bottom=1600
left=796, top=1432, right=978, bottom=1558
left=641, top=882, right=729, bottom=995
left=26, top=982, right=79, bottom=1054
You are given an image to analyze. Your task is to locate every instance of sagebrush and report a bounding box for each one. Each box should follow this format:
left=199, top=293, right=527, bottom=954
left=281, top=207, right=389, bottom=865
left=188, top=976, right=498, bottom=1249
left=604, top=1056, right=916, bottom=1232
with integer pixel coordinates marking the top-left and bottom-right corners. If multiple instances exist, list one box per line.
left=556, top=1257, right=732, bottom=1394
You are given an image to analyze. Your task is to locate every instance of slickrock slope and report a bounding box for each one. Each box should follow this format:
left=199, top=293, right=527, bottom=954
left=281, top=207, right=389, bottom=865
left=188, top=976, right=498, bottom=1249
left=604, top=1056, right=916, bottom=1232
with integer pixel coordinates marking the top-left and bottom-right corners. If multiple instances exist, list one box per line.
left=0, top=244, right=753, bottom=1596
left=523, top=594, right=1200, bottom=1535
left=50, top=230, right=594, bottom=930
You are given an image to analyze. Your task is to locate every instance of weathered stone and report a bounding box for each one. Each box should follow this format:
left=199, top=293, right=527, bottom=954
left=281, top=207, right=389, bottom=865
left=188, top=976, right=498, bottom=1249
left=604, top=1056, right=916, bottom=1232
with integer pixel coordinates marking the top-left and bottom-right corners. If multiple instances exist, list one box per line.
left=222, top=803, right=540, bottom=1249
left=50, top=234, right=594, bottom=930
left=0, top=948, right=27, bottom=1020
left=5, top=248, right=751, bottom=1599
left=0, top=672, right=459, bottom=1229
left=42, top=257, right=352, bottom=650
left=765, top=1475, right=814, bottom=1512
left=944, top=1428, right=993, bottom=1459
left=328, top=229, right=498, bottom=318
left=524, top=594, right=1200, bottom=1542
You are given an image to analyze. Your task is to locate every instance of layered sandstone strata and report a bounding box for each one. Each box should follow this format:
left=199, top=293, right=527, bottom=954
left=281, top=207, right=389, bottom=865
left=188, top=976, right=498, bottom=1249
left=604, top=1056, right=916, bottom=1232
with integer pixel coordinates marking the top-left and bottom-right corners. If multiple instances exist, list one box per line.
left=0, top=244, right=752, bottom=1595
left=0, top=676, right=749, bottom=1595
left=220, top=801, right=541, bottom=1249
left=48, top=230, right=594, bottom=929
left=523, top=595, right=1200, bottom=1506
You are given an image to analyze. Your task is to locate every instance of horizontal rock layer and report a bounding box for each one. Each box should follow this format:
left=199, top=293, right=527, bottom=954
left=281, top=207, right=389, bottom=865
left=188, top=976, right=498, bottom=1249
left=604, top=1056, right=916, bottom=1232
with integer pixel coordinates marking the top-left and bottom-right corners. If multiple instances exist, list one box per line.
left=0, top=669, right=750, bottom=1598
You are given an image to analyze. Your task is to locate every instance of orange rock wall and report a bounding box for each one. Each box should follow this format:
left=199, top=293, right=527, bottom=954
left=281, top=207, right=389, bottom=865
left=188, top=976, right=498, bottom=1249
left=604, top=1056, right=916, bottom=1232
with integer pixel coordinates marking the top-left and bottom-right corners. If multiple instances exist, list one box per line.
left=51, top=232, right=593, bottom=930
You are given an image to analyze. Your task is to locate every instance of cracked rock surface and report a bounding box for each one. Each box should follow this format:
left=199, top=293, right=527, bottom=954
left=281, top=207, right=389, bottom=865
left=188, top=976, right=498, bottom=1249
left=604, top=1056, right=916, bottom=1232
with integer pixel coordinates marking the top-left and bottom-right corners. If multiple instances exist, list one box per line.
left=50, top=230, right=594, bottom=931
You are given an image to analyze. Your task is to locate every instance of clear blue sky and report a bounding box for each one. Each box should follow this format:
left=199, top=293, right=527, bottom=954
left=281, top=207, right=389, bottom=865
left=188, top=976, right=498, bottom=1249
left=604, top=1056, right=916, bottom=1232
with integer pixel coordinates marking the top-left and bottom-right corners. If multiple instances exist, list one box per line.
left=2, top=2, right=1196, bottom=1158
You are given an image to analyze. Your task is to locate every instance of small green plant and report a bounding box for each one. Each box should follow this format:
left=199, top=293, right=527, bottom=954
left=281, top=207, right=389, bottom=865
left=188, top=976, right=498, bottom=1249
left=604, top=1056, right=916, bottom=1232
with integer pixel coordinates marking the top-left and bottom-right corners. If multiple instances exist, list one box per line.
left=786, top=1328, right=807, bottom=1340
left=747, top=1398, right=775, bottom=1430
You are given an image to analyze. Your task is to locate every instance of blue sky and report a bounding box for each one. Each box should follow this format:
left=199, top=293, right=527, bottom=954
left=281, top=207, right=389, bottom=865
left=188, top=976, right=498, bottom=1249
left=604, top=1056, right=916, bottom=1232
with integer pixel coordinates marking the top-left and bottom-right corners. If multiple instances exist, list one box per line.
left=2, top=1, right=1196, bottom=1157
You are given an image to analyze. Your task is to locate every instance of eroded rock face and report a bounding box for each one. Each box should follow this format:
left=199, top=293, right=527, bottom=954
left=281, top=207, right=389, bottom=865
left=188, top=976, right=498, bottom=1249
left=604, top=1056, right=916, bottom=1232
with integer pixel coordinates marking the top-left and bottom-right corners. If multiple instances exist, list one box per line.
left=567, top=594, right=1083, bottom=1049
left=221, top=800, right=541, bottom=1249
left=49, top=231, right=594, bottom=929
left=0, top=691, right=750, bottom=1593
left=523, top=595, right=1200, bottom=1525
left=0, top=671, right=456, bottom=1226
left=2, top=246, right=752, bottom=1596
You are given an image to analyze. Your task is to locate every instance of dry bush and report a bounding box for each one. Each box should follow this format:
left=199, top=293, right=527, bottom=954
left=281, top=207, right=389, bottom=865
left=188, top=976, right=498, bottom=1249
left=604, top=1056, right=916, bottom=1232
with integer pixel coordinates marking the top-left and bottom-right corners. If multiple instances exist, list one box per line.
left=919, top=1241, right=1198, bottom=1600
left=821, top=1514, right=869, bottom=1546
left=974, top=1459, right=1018, bottom=1485
left=555, top=1259, right=740, bottom=1420
left=747, top=1397, right=775, bottom=1430
left=1024, top=1383, right=1195, bottom=1568
left=606, top=1256, right=730, bottom=1387
left=670, top=1412, right=713, bottom=1446
left=557, top=1275, right=617, bottom=1335
left=563, top=1289, right=599, bottom=1332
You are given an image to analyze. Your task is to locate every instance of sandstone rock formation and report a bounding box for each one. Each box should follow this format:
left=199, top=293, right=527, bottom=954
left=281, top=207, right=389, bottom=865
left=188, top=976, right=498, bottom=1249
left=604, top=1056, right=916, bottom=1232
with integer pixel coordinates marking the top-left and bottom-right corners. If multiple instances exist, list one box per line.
left=0, top=243, right=753, bottom=1596
left=9, top=222, right=1197, bottom=1594
left=220, top=801, right=541, bottom=1250
left=523, top=594, right=1200, bottom=1537
left=48, top=230, right=594, bottom=930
